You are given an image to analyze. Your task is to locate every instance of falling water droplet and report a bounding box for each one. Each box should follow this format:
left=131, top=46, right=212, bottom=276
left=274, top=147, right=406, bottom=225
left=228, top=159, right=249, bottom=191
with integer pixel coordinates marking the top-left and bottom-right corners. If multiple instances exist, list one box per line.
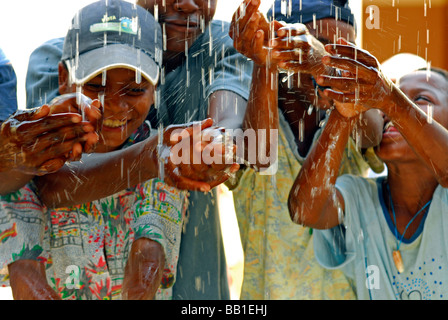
left=307, top=104, right=313, bottom=115
left=154, top=4, right=158, bottom=22
left=162, top=23, right=167, bottom=51
left=76, top=86, right=86, bottom=121
left=281, top=0, right=286, bottom=15
left=427, top=104, right=433, bottom=124
left=136, top=52, right=142, bottom=84
left=298, top=118, right=304, bottom=142
left=102, top=70, right=107, bottom=86
left=287, top=70, right=293, bottom=89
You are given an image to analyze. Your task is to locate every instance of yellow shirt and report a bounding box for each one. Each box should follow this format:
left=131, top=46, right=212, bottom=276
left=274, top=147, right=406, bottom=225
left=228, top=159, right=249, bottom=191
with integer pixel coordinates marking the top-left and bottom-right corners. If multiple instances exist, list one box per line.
left=230, top=113, right=370, bottom=300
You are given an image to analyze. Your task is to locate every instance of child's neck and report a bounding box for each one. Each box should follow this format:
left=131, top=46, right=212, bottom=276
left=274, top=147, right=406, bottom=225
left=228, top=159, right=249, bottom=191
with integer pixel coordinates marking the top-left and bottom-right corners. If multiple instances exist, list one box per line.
left=383, top=166, right=438, bottom=239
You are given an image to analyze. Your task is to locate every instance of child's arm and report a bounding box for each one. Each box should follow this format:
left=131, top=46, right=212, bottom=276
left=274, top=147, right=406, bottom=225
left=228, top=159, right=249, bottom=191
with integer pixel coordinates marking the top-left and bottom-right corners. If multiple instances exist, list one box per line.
left=229, top=0, right=280, bottom=169
left=288, top=109, right=353, bottom=229
left=0, top=96, right=101, bottom=195
left=34, top=119, right=238, bottom=208
left=122, top=238, right=164, bottom=300
left=8, top=260, right=61, bottom=300
left=318, top=40, right=448, bottom=187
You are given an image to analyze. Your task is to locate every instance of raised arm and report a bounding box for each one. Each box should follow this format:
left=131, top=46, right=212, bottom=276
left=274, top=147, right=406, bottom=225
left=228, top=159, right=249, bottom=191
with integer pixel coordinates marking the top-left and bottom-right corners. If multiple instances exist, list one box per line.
left=288, top=109, right=353, bottom=229
left=229, top=0, right=284, bottom=168
left=318, top=40, right=448, bottom=186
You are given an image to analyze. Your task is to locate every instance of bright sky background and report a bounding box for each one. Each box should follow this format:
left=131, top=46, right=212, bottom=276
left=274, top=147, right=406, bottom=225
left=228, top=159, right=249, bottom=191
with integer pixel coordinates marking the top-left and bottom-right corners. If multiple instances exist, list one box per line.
left=0, top=0, right=276, bottom=110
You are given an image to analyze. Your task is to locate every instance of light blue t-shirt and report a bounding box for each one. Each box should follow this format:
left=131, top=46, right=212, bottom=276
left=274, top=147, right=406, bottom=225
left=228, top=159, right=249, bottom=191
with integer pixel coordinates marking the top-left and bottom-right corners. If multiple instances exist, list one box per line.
left=0, top=48, right=18, bottom=121
left=314, top=174, right=448, bottom=300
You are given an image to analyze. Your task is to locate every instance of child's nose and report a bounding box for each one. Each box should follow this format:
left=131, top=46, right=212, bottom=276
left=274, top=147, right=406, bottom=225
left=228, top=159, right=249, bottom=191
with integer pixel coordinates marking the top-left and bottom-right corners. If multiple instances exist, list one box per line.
left=174, top=0, right=200, bottom=13
left=103, top=93, right=130, bottom=113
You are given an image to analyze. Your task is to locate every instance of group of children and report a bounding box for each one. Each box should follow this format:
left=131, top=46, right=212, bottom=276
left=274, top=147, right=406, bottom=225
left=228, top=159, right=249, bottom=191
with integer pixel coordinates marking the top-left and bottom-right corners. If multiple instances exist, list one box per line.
left=1, top=0, right=448, bottom=300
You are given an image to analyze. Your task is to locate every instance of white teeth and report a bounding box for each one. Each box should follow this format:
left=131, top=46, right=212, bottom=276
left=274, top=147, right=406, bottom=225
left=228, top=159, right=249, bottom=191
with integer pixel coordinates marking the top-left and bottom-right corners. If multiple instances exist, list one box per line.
left=103, top=119, right=126, bottom=128
left=384, top=121, right=394, bottom=131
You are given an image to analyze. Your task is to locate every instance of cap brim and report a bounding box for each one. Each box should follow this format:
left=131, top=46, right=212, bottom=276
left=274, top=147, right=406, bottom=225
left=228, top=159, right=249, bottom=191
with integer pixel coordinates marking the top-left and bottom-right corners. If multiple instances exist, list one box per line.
left=67, top=44, right=159, bottom=86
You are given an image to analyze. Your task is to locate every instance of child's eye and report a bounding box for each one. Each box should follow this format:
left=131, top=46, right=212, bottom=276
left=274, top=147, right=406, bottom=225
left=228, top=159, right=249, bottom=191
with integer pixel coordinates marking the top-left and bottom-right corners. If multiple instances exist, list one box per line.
left=85, top=83, right=105, bottom=92
left=414, top=95, right=432, bottom=103
left=127, top=87, right=147, bottom=96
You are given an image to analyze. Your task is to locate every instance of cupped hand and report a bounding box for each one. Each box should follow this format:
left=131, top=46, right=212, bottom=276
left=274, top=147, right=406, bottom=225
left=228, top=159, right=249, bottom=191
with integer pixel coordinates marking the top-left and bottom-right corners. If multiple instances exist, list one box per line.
left=229, top=0, right=284, bottom=67
left=0, top=93, right=102, bottom=175
left=272, top=23, right=329, bottom=76
left=315, top=38, right=395, bottom=116
left=158, top=118, right=239, bottom=192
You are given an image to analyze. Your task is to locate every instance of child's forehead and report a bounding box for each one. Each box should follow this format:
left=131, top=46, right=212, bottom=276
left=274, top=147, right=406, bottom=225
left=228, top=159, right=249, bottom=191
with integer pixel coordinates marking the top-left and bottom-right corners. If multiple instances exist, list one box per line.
left=398, top=70, right=448, bottom=92
left=87, top=67, right=148, bottom=84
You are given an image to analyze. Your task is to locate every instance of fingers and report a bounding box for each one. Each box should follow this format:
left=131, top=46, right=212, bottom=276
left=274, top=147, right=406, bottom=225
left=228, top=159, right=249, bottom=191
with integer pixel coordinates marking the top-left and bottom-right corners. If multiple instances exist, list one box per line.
left=164, top=164, right=211, bottom=192
left=82, top=99, right=103, bottom=131
left=13, top=113, right=83, bottom=138
left=321, top=55, right=378, bottom=83
left=322, top=88, right=371, bottom=104
left=49, top=93, right=103, bottom=131
left=165, top=118, right=214, bottom=146
left=324, top=43, right=379, bottom=69
left=230, top=0, right=262, bottom=39
left=276, top=23, right=308, bottom=38
left=30, top=104, right=51, bottom=121
left=35, top=158, right=67, bottom=176
left=316, top=75, right=373, bottom=93
left=83, top=131, right=100, bottom=153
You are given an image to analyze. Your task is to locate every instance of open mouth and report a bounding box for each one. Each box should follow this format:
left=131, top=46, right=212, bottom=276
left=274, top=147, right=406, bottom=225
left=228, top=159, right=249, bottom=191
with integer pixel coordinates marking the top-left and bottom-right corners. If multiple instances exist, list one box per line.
left=383, top=121, right=395, bottom=132
left=103, top=119, right=127, bottom=128
left=382, top=121, right=402, bottom=139
left=164, top=18, right=200, bottom=33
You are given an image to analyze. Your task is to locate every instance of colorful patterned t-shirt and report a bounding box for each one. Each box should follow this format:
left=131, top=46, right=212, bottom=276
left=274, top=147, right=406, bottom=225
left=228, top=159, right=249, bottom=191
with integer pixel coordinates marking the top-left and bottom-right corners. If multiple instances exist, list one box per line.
left=0, top=179, right=186, bottom=300
left=230, top=112, right=369, bottom=299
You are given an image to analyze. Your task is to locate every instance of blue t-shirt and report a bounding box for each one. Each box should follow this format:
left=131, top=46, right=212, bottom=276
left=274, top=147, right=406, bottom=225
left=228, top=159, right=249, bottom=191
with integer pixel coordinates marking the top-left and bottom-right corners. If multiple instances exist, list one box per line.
left=159, top=20, right=252, bottom=300
left=0, top=48, right=18, bottom=121
left=314, top=174, right=448, bottom=300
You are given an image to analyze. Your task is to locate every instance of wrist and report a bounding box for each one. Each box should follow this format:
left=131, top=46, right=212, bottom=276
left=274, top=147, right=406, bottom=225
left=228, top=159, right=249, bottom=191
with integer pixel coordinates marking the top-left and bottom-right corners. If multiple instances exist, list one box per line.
left=140, top=135, right=160, bottom=181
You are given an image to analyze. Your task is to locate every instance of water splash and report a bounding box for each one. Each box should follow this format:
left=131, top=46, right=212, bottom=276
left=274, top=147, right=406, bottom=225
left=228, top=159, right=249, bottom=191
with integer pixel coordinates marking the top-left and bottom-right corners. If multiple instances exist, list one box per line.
left=427, top=104, right=433, bottom=124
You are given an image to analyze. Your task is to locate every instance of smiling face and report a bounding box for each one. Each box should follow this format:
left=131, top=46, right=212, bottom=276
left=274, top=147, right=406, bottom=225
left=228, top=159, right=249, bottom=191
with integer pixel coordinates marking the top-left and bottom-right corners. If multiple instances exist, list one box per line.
left=137, top=0, right=217, bottom=59
left=376, top=70, right=448, bottom=161
left=60, top=66, right=155, bottom=153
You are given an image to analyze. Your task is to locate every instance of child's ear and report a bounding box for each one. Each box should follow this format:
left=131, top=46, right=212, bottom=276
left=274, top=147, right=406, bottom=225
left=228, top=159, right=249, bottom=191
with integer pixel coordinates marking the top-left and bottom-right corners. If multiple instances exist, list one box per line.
left=58, top=61, right=71, bottom=94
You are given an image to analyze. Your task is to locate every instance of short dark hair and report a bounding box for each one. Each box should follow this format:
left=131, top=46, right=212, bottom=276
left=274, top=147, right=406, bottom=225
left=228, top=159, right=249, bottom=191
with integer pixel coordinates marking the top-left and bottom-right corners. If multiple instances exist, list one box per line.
left=415, top=66, right=448, bottom=83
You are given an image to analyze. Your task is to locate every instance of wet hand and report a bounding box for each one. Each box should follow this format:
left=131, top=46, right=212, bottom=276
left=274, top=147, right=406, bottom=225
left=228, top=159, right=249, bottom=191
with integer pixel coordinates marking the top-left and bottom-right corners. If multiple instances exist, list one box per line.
left=229, top=0, right=283, bottom=67
left=272, top=23, right=329, bottom=76
left=316, top=38, right=395, bottom=116
left=0, top=93, right=102, bottom=175
left=158, top=118, right=239, bottom=192
left=48, top=93, right=103, bottom=153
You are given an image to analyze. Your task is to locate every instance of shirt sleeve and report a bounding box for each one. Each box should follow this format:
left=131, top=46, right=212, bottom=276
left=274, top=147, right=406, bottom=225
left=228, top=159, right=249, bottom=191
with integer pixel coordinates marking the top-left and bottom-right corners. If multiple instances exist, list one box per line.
left=25, top=38, right=64, bottom=109
left=0, top=48, right=18, bottom=122
left=0, top=183, right=47, bottom=285
left=132, top=179, right=186, bottom=290
left=313, top=175, right=362, bottom=276
left=204, top=21, right=253, bottom=101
